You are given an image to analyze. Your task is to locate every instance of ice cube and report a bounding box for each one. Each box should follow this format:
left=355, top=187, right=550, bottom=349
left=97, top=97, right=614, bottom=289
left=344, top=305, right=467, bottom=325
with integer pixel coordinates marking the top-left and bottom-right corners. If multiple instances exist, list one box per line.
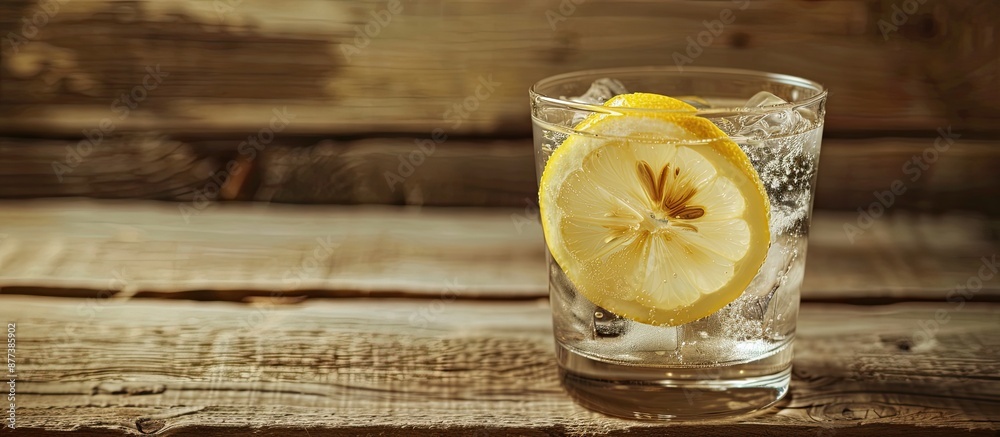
left=591, top=306, right=678, bottom=351
left=567, top=78, right=629, bottom=105
left=734, top=91, right=813, bottom=140
left=583, top=315, right=679, bottom=356
left=676, top=96, right=712, bottom=109
left=620, top=321, right=679, bottom=351
left=744, top=90, right=789, bottom=107
left=593, top=307, right=627, bottom=338
left=744, top=238, right=799, bottom=302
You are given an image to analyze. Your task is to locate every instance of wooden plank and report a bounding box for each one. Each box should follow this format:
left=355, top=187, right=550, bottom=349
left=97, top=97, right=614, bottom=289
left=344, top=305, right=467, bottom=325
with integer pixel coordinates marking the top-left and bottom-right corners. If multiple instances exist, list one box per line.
left=0, top=200, right=547, bottom=298
left=0, top=135, right=227, bottom=199
left=1, top=296, right=997, bottom=434
left=2, top=136, right=998, bottom=214
left=252, top=138, right=537, bottom=207
left=816, top=137, right=1000, bottom=215
left=1, top=0, right=997, bottom=136
left=806, top=212, right=1000, bottom=301
left=0, top=200, right=997, bottom=302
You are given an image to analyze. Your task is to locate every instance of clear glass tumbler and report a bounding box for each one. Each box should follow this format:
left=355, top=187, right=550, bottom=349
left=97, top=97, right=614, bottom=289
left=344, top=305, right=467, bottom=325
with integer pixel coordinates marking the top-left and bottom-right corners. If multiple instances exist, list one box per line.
left=530, top=67, right=826, bottom=420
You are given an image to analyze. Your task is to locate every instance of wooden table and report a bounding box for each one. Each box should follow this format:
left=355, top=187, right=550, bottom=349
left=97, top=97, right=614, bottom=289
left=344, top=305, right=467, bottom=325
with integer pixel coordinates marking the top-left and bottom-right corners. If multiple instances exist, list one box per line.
left=1, top=201, right=998, bottom=435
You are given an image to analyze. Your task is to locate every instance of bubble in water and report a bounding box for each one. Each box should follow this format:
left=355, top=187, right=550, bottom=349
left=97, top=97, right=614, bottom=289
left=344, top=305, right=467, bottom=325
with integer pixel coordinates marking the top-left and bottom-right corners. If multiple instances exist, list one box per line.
left=736, top=116, right=822, bottom=237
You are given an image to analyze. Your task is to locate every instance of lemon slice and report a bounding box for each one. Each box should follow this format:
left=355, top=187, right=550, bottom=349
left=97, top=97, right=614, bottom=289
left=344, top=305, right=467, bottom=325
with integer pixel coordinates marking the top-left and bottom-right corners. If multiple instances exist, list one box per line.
left=539, top=93, right=770, bottom=327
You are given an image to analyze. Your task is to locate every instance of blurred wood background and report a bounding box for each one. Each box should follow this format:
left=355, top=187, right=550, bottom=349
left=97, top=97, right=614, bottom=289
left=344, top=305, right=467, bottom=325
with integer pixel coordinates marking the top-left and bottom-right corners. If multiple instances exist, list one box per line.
left=1, top=0, right=998, bottom=213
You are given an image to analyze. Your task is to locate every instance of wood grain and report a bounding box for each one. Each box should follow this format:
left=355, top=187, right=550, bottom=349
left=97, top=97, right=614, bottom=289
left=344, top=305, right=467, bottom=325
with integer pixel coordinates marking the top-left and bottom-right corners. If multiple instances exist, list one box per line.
left=1, top=296, right=997, bottom=435
left=0, top=135, right=225, bottom=199
left=0, top=0, right=997, bottom=136
left=0, top=200, right=996, bottom=302
left=816, top=137, right=1000, bottom=215
left=0, top=200, right=546, bottom=298
left=252, top=138, right=537, bottom=207
left=3, top=136, right=998, bottom=214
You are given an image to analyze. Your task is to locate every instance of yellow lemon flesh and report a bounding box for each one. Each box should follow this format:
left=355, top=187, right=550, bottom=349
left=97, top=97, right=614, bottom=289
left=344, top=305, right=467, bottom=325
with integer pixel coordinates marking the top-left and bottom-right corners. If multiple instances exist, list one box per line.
left=539, top=93, right=771, bottom=327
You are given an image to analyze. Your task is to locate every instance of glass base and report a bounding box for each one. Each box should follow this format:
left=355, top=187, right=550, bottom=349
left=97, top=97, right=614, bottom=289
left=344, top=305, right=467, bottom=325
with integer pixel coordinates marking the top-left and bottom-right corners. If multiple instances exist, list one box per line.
left=556, top=342, right=792, bottom=421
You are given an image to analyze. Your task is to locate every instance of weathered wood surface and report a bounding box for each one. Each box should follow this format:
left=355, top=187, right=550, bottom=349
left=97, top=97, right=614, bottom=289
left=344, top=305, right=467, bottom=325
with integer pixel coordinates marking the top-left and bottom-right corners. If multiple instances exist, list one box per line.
left=0, top=135, right=224, bottom=199
left=2, top=136, right=998, bottom=213
left=1, top=296, right=997, bottom=435
left=1, top=0, right=997, bottom=136
left=0, top=135, right=540, bottom=205
left=0, top=200, right=997, bottom=301
left=0, top=200, right=545, bottom=298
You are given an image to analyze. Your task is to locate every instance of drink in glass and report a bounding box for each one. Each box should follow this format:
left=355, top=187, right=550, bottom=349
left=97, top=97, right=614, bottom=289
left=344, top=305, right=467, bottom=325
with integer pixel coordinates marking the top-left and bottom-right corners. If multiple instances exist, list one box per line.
left=529, top=67, right=826, bottom=420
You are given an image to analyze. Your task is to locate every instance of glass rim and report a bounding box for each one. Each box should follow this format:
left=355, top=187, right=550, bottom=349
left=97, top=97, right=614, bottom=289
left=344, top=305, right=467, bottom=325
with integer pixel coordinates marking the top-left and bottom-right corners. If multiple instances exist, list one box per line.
left=529, top=66, right=827, bottom=116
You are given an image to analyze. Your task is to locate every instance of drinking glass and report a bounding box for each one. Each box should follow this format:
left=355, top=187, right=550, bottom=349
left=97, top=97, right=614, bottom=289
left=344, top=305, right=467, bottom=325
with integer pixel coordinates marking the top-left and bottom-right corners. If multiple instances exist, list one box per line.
left=529, top=67, right=826, bottom=420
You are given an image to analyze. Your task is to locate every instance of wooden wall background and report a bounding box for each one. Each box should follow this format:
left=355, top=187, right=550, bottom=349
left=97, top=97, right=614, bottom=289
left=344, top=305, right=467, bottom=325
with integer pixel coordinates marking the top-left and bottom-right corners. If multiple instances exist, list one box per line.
left=1, top=0, right=998, bottom=213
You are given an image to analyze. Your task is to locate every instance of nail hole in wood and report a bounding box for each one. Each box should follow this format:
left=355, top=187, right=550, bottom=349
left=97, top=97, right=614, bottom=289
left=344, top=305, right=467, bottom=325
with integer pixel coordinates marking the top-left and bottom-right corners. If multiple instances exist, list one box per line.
left=730, top=32, right=751, bottom=49
left=136, top=418, right=166, bottom=434
left=896, top=340, right=911, bottom=352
